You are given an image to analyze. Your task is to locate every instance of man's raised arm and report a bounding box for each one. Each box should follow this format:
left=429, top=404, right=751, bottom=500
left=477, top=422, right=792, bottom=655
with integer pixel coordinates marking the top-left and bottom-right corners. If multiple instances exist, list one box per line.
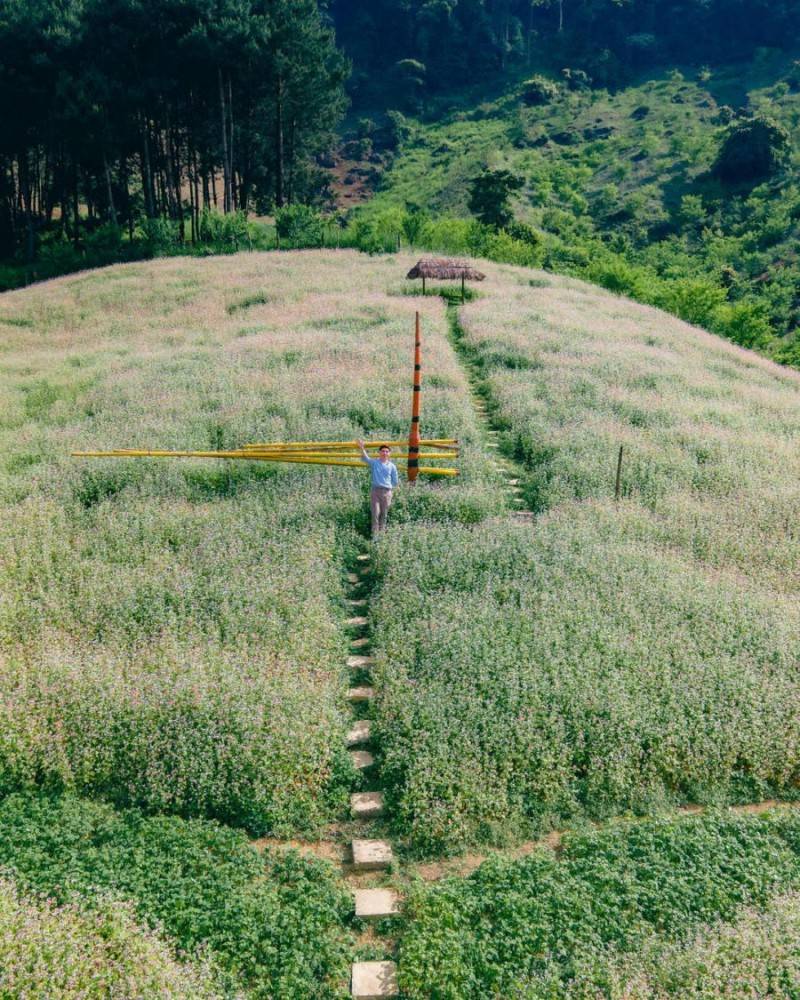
left=357, top=439, right=370, bottom=464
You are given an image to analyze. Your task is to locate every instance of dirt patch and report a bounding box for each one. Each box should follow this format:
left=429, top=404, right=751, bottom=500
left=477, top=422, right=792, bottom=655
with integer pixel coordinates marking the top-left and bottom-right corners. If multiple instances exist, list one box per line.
left=252, top=837, right=345, bottom=864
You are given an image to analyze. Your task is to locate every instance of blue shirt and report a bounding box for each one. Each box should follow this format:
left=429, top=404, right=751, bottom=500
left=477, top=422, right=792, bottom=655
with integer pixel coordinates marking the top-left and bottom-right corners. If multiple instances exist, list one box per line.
left=365, top=457, right=399, bottom=489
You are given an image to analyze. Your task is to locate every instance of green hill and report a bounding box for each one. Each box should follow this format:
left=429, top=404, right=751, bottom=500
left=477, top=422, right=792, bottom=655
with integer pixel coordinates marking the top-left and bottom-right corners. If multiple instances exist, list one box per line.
left=354, top=48, right=800, bottom=364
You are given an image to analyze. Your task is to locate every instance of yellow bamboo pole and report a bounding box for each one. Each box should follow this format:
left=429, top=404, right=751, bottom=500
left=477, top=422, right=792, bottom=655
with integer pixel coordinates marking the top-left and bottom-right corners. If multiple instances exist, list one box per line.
left=75, top=448, right=458, bottom=461
left=242, top=439, right=457, bottom=451
left=245, top=449, right=459, bottom=462
left=71, top=449, right=458, bottom=475
left=242, top=448, right=459, bottom=454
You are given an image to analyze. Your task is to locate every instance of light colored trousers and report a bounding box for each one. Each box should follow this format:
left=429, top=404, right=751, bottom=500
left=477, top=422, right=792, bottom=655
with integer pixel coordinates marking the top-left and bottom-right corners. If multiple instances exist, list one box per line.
left=370, top=487, right=393, bottom=536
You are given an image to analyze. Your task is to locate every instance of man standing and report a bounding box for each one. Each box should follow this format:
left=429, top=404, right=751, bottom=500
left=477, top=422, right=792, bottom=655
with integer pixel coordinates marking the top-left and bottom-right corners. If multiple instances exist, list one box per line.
left=357, top=440, right=399, bottom=536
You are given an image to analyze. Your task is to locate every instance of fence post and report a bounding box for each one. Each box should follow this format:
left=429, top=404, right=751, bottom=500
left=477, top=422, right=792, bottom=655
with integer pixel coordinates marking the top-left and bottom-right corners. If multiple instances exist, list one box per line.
left=615, top=445, right=623, bottom=501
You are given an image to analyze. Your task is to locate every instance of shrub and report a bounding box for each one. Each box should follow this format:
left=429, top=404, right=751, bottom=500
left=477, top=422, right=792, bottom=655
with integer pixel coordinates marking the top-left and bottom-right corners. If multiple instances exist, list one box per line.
left=520, top=75, right=560, bottom=106
left=717, top=299, right=775, bottom=350
left=275, top=204, right=324, bottom=247
left=0, top=792, right=353, bottom=999
left=198, top=209, right=249, bottom=249
left=139, top=216, right=180, bottom=255
left=656, top=277, right=727, bottom=327
left=712, top=115, right=791, bottom=183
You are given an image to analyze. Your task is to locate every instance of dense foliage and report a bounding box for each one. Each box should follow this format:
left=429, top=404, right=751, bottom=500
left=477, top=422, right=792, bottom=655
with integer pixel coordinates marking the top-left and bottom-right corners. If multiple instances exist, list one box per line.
left=560, top=892, right=800, bottom=997
left=358, top=51, right=800, bottom=363
left=396, top=810, right=800, bottom=998
left=0, top=877, right=223, bottom=998
left=0, top=0, right=347, bottom=261
left=332, top=0, right=800, bottom=100
left=0, top=792, right=353, bottom=999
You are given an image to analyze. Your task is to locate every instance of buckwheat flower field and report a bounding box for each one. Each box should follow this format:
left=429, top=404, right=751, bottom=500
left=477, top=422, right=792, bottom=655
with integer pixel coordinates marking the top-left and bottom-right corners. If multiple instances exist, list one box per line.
left=4, top=248, right=800, bottom=996
left=369, top=260, right=800, bottom=856
left=0, top=878, right=224, bottom=999
left=0, top=251, right=493, bottom=838
left=462, top=264, right=800, bottom=592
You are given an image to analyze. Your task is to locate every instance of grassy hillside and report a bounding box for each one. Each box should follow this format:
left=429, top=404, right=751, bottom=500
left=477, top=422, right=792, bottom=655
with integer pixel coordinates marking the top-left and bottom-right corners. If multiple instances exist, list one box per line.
left=0, top=251, right=495, bottom=837
left=369, top=260, right=800, bottom=855
left=3, top=250, right=800, bottom=994
left=357, top=48, right=800, bottom=361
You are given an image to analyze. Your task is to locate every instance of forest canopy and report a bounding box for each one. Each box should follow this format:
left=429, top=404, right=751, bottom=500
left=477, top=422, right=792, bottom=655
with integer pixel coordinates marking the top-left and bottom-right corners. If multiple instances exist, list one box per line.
left=0, top=0, right=348, bottom=258
left=332, top=0, right=800, bottom=98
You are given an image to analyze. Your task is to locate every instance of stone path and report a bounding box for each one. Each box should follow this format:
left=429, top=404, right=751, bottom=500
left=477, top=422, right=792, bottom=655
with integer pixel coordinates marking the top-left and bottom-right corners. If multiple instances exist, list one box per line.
left=346, top=299, right=532, bottom=997
left=345, top=551, right=399, bottom=998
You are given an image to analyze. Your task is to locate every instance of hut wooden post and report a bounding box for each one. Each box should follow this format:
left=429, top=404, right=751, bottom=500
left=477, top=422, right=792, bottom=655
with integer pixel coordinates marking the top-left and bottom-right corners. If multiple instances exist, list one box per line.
left=461, top=273, right=465, bottom=302
left=407, top=311, right=422, bottom=483
left=422, top=275, right=426, bottom=295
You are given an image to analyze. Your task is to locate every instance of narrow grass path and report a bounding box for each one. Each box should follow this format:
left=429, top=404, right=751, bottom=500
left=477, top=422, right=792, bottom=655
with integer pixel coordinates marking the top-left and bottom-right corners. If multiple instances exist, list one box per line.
left=444, top=298, right=533, bottom=523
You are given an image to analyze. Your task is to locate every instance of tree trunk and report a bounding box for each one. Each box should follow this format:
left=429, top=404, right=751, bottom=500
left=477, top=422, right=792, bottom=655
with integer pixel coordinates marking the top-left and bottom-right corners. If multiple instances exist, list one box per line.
left=141, top=119, right=155, bottom=218
left=103, top=152, right=118, bottom=225
left=275, top=72, right=285, bottom=208
left=227, top=75, right=236, bottom=211
left=20, top=153, right=35, bottom=264
left=72, top=160, right=80, bottom=248
left=218, top=67, right=230, bottom=212
left=287, top=117, right=296, bottom=204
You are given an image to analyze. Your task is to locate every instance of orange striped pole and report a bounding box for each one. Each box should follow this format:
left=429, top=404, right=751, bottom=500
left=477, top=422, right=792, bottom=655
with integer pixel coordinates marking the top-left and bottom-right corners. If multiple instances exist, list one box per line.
left=407, top=311, right=422, bottom=482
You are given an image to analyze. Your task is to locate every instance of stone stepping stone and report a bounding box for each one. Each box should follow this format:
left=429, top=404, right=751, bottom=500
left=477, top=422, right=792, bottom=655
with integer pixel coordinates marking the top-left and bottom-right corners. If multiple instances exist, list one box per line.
left=507, top=478, right=520, bottom=486
left=346, top=599, right=367, bottom=608
left=351, top=960, right=398, bottom=999
left=352, top=838, right=393, bottom=871
left=509, top=485, right=523, bottom=493
left=351, top=749, right=375, bottom=770
left=346, top=720, right=371, bottom=747
left=354, top=888, right=400, bottom=920
left=359, top=566, right=371, bottom=576
left=347, top=573, right=361, bottom=585
left=347, top=686, right=375, bottom=702
left=351, top=791, right=385, bottom=819
left=486, top=442, right=499, bottom=449
left=346, top=617, right=369, bottom=628
left=350, top=636, right=371, bottom=649
left=356, top=554, right=370, bottom=562
left=347, top=655, right=375, bottom=669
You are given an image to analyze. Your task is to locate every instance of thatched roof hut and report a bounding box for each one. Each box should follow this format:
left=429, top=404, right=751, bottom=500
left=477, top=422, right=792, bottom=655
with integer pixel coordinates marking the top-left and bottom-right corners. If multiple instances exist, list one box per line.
left=406, top=258, right=486, bottom=299
left=406, top=258, right=486, bottom=281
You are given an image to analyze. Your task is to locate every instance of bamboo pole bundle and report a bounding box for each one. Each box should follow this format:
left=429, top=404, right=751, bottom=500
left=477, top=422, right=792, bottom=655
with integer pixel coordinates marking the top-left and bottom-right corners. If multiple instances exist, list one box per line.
left=72, top=447, right=460, bottom=476
left=242, top=439, right=458, bottom=451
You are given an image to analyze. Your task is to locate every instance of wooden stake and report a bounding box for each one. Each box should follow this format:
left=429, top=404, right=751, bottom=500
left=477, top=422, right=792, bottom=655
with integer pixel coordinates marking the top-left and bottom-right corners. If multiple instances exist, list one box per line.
left=615, top=444, right=623, bottom=501
left=407, top=311, right=422, bottom=483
